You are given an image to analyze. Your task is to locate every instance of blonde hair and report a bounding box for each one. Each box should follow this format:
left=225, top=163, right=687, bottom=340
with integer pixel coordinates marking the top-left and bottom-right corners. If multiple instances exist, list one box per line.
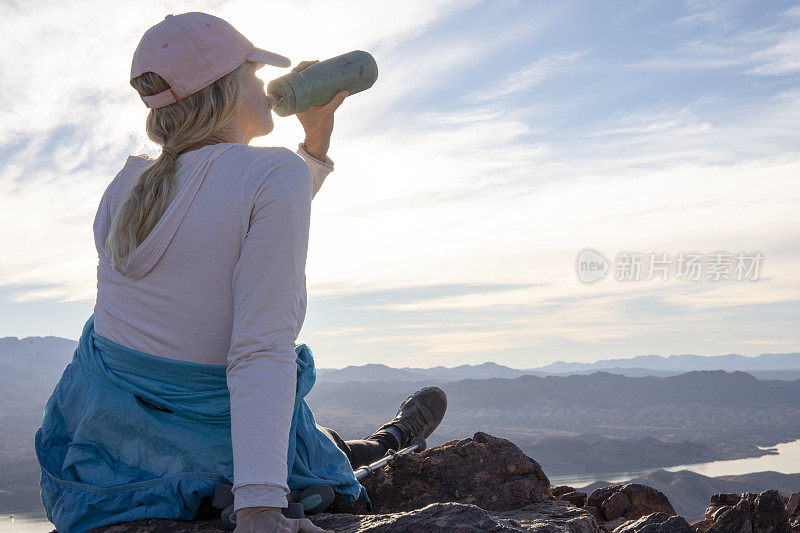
left=105, top=62, right=248, bottom=273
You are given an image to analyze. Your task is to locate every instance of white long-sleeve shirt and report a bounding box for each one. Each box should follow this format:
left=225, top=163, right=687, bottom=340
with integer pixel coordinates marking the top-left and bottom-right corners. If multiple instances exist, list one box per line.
left=92, top=141, right=333, bottom=511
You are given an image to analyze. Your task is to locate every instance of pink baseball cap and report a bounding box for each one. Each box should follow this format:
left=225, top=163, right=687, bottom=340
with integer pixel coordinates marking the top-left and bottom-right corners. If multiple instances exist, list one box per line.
left=131, top=12, right=291, bottom=109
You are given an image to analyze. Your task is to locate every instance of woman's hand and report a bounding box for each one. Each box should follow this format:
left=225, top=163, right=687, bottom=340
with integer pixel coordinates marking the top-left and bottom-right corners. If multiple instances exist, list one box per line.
left=292, top=60, right=348, bottom=161
left=234, top=506, right=334, bottom=533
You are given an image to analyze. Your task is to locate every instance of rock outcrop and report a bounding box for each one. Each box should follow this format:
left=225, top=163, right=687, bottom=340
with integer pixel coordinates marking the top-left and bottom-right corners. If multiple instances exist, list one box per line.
left=328, top=431, right=552, bottom=514
left=614, top=513, right=692, bottom=532
left=83, top=434, right=800, bottom=533
left=691, top=490, right=798, bottom=532
left=90, top=500, right=600, bottom=533
left=314, top=501, right=600, bottom=532
left=551, top=482, right=687, bottom=532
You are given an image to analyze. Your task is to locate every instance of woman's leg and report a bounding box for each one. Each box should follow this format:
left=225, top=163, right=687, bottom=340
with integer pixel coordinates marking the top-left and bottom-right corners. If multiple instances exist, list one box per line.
left=318, top=426, right=397, bottom=469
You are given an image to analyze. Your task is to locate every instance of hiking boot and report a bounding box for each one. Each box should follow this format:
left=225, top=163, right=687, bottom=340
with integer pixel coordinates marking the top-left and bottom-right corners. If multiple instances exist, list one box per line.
left=366, top=386, right=447, bottom=449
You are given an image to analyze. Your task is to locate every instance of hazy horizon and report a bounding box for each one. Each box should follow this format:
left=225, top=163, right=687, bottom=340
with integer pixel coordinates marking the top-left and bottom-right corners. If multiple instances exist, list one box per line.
left=2, top=0, right=799, bottom=368
left=2, top=328, right=798, bottom=371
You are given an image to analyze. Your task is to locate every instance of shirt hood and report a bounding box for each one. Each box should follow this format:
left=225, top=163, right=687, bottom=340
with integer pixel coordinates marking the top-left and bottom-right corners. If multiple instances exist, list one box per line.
left=95, top=143, right=238, bottom=280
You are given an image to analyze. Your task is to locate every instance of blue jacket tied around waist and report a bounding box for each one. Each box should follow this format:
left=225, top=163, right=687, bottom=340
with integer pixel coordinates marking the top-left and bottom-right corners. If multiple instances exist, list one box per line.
left=35, top=314, right=368, bottom=532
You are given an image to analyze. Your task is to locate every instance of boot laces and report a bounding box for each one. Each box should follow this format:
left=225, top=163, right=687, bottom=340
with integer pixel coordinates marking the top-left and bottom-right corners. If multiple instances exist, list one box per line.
left=404, top=408, right=429, bottom=438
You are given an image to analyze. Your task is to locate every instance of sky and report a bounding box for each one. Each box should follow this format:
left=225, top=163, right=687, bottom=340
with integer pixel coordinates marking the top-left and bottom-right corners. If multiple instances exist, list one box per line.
left=0, top=0, right=798, bottom=368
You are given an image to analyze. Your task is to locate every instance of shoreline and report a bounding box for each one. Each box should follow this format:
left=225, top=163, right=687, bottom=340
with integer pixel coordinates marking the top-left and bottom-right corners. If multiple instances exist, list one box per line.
left=549, top=436, right=800, bottom=487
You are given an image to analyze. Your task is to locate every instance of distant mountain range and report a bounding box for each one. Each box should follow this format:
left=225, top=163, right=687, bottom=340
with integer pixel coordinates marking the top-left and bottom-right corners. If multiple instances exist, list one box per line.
left=316, top=361, right=537, bottom=383
left=530, top=352, right=800, bottom=373
left=316, top=353, right=800, bottom=382
left=0, top=335, right=78, bottom=464
left=307, top=369, right=800, bottom=451
left=4, top=333, right=798, bottom=382
left=0, top=335, right=76, bottom=383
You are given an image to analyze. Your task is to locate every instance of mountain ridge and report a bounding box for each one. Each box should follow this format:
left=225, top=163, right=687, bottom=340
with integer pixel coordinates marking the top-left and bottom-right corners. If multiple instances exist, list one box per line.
left=316, top=352, right=800, bottom=382
left=3, top=334, right=798, bottom=379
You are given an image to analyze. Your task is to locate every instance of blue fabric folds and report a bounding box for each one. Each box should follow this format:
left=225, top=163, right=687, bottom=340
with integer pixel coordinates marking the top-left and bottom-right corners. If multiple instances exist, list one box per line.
left=35, top=314, right=367, bottom=533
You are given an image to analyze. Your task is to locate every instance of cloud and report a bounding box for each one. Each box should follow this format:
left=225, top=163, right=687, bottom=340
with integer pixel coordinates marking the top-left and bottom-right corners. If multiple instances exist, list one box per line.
left=1, top=0, right=798, bottom=365
left=748, top=30, right=800, bottom=75
left=676, top=0, right=748, bottom=28
left=301, top=281, right=800, bottom=367
left=466, top=51, right=588, bottom=102
left=635, top=3, right=800, bottom=75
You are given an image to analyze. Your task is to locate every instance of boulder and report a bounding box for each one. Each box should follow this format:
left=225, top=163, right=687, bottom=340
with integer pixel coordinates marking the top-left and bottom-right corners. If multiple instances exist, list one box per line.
left=560, top=491, right=588, bottom=507
left=710, top=493, right=742, bottom=507
left=690, top=519, right=713, bottom=532
left=789, top=493, right=800, bottom=533
left=602, top=517, right=629, bottom=531
left=786, top=492, right=800, bottom=518
left=329, top=431, right=552, bottom=514
left=612, top=512, right=692, bottom=532
left=603, top=492, right=632, bottom=521
left=754, top=489, right=791, bottom=532
left=707, top=499, right=754, bottom=532
left=692, top=490, right=792, bottom=533
left=584, top=505, right=604, bottom=524
left=554, top=485, right=579, bottom=497
left=312, top=500, right=600, bottom=532
left=588, top=483, right=676, bottom=523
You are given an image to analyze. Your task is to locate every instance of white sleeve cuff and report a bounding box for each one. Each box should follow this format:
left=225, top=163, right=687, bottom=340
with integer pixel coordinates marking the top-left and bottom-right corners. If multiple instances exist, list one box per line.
left=296, top=142, right=334, bottom=198
left=233, top=483, right=289, bottom=511
left=296, top=142, right=334, bottom=170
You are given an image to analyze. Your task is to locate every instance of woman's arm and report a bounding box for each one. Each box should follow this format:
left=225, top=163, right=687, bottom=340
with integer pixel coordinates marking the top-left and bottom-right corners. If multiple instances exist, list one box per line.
left=296, top=142, right=334, bottom=199
left=290, top=59, right=348, bottom=199
left=227, top=60, right=346, bottom=514
left=226, top=153, right=312, bottom=511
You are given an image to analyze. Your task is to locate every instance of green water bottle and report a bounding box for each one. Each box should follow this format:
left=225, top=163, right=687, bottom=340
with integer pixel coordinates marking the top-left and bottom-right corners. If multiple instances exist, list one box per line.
left=267, top=50, right=378, bottom=117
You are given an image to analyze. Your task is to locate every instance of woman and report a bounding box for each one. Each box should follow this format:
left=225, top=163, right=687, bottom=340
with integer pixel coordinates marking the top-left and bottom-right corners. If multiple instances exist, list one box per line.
left=35, top=11, right=446, bottom=533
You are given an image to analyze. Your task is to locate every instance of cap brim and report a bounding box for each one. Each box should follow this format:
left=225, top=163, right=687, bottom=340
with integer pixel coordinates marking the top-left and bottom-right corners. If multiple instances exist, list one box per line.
left=248, top=47, right=291, bottom=68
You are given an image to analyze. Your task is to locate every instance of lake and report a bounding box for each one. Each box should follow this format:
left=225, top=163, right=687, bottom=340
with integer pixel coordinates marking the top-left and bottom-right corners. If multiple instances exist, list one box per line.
left=0, top=511, right=50, bottom=533
left=549, top=437, right=800, bottom=489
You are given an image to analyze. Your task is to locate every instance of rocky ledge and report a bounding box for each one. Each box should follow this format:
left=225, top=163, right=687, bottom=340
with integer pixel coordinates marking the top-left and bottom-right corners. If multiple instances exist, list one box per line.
left=87, top=432, right=800, bottom=533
